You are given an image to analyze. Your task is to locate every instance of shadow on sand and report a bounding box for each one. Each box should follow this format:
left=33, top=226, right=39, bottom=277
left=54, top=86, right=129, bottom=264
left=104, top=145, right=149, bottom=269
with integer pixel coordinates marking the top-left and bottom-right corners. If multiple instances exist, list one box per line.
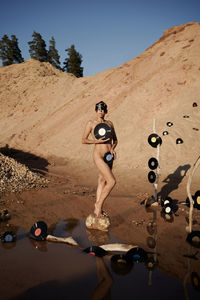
left=0, top=144, right=49, bottom=175
left=157, top=164, right=191, bottom=199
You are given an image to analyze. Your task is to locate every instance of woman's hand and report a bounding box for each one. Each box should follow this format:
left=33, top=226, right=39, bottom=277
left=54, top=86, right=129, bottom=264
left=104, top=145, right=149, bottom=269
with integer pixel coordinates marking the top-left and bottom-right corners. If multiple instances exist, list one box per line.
left=110, top=148, right=116, bottom=159
left=95, top=137, right=110, bottom=144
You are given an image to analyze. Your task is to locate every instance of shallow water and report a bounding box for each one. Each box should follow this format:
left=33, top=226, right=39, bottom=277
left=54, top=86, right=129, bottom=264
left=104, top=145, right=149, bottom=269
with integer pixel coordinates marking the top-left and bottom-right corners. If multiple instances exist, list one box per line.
left=0, top=219, right=199, bottom=300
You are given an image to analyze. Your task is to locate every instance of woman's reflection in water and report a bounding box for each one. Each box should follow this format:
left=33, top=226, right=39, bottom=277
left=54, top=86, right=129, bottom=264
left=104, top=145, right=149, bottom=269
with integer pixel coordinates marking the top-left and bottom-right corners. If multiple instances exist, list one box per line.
left=92, top=257, right=113, bottom=300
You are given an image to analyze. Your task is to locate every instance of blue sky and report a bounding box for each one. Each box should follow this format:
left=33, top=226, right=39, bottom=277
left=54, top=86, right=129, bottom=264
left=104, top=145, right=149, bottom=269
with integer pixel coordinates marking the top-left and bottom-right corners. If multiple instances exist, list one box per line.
left=0, top=0, right=200, bottom=76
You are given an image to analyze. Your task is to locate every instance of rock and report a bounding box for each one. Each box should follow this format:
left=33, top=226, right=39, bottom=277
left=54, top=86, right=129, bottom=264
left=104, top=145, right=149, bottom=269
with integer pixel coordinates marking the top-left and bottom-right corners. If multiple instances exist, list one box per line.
left=85, top=214, right=111, bottom=232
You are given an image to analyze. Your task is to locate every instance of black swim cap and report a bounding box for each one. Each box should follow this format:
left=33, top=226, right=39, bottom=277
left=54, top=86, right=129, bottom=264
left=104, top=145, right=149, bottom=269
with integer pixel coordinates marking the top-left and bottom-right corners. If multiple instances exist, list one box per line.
left=95, top=101, right=107, bottom=113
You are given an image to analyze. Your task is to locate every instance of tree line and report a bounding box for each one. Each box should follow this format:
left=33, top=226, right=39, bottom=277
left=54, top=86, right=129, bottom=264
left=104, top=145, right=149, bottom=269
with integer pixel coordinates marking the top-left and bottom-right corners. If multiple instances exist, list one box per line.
left=0, top=31, right=83, bottom=77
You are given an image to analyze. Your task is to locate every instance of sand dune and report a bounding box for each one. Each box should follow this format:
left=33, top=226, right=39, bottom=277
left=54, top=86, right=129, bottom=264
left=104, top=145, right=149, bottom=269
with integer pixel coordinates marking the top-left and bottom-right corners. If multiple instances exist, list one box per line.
left=0, top=21, right=200, bottom=193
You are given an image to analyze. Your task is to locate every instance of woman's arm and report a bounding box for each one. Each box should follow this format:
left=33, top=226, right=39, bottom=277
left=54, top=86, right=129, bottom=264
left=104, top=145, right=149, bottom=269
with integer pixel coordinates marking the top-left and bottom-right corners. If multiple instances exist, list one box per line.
left=107, top=120, right=118, bottom=157
left=82, top=120, right=110, bottom=144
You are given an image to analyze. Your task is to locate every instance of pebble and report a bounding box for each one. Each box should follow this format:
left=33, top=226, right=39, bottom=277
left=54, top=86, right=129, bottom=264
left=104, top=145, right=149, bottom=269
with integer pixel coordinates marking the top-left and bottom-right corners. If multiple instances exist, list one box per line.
left=0, top=153, right=49, bottom=196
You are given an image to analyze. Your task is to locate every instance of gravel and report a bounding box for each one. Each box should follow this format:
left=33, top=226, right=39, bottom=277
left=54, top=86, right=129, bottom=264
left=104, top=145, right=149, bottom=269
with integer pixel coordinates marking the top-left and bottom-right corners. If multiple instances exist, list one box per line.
left=0, top=153, right=49, bottom=196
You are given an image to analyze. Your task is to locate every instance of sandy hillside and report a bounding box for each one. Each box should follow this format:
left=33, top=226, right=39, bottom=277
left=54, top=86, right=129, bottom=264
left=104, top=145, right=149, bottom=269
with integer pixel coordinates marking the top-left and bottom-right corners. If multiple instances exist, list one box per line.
left=0, top=21, right=200, bottom=194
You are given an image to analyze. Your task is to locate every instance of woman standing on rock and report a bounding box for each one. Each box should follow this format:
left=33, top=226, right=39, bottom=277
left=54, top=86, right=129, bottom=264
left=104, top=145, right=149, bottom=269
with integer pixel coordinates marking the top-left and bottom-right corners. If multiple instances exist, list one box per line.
left=82, top=101, right=118, bottom=217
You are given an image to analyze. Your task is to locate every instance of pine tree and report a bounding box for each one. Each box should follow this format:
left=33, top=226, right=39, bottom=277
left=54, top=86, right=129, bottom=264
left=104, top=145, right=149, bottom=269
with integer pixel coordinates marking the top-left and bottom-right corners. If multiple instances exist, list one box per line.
left=28, top=31, right=48, bottom=62
left=63, top=44, right=83, bottom=77
left=0, top=35, right=13, bottom=66
left=10, top=35, right=24, bottom=63
left=47, top=36, right=61, bottom=69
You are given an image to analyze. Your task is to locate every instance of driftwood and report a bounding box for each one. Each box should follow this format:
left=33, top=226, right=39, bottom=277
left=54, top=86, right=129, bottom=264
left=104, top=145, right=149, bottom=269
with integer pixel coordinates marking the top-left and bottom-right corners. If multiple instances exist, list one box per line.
left=186, top=156, right=200, bottom=233
left=46, top=234, right=79, bottom=246
left=100, top=243, right=137, bottom=252
left=46, top=234, right=137, bottom=253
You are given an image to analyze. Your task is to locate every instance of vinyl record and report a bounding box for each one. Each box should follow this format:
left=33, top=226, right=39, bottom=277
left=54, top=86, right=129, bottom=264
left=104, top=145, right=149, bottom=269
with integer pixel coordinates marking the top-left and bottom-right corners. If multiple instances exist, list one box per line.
left=161, top=197, right=173, bottom=207
left=103, top=152, right=114, bottom=164
left=191, top=272, right=200, bottom=291
left=186, top=231, right=200, bottom=248
left=148, top=134, right=162, bottom=148
left=30, top=221, right=48, bottom=241
left=83, top=246, right=107, bottom=257
left=162, top=203, right=174, bottom=215
left=146, top=222, right=157, bottom=235
left=111, top=254, right=133, bottom=275
left=1, top=231, right=16, bottom=243
left=167, top=122, right=173, bottom=127
left=176, top=138, right=183, bottom=144
left=148, top=157, right=158, bottom=170
left=194, top=190, right=200, bottom=210
left=148, top=171, right=156, bottom=184
left=163, top=131, right=169, bottom=136
left=94, top=123, right=112, bottom=140
left=193, top=102, right=198, bottom=107
left=145, top=257, right=157, bottom=270
left=125, top=247, right=148, bottom=263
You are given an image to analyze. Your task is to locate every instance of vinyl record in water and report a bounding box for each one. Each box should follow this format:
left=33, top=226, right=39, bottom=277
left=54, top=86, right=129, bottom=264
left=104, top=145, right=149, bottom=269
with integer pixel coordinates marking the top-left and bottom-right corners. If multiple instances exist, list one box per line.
left=176, top=138, right=183, bottom=144
left=148, top=134, right=162, bottom=148
left=146, top=236, right=156, bottom=249
left=125, top=247, right=148, bottom=263
left=186, top=231, right=200, bottom=248
left=83, top=246, right=107, bottom=257
left=148, top=171, right=156, bottom=184
left=30, top=221, right=48, bottom=241
left=194, top=190, right=200, bottom=210
left=193, top=102, right=198, bottom=107
left=94, top=123, right=112, bottom=140
left=110, top=254, right=133, bottom=275
left=148, top=157, right=158, bottom=170
left=146, top=222, right=157, bottom=235
left=103, top=152, right=114, bottom=164
left=167, top=122, right=173, bottom=127
left=145, top=257, right=157, bottom=270
left=191, top=272, right=200, bottom=291
left=1, top=231, right=16, bottom=243
left=163, top=131, right=169, bottom=136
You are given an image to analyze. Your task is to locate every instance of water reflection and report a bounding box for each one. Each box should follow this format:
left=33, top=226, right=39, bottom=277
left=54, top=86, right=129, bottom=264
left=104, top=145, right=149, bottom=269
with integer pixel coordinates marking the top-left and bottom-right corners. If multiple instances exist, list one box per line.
left=0, top=215, right=200, bottom=299
left=92, top=257, right=113, bottom=300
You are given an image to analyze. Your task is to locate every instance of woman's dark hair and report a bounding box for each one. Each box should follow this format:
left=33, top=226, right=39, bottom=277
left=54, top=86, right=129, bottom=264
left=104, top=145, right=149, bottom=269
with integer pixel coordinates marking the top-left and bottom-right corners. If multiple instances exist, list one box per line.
left=95, top=101, right=108, bottom=113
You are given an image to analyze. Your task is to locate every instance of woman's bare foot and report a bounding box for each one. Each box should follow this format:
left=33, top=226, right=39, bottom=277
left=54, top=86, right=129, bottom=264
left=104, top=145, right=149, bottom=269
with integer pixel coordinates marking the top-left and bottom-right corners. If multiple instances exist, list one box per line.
left=94, top=203, right=108, bottom=218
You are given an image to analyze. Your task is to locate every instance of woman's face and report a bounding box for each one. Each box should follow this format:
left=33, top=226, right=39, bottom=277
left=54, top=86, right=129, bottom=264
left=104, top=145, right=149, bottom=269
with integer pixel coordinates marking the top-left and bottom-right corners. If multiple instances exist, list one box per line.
left=96, top=109, right=106, bottom=117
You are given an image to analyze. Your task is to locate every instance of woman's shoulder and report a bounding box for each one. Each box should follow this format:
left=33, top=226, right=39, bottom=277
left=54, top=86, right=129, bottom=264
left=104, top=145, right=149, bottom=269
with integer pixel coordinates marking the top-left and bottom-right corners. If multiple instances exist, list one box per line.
left=106, top=120, right=114, bottom=127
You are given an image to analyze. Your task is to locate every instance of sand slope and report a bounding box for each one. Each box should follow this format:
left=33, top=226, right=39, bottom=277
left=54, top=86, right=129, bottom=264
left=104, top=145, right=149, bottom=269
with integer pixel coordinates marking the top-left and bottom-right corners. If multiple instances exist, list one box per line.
left=0, top=22, right=200, bottom=193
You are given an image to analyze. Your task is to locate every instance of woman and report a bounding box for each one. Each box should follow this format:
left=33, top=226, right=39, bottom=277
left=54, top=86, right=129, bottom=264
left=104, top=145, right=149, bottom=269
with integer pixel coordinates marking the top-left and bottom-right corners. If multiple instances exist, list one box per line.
left=82, top=101, right=118, bottom=217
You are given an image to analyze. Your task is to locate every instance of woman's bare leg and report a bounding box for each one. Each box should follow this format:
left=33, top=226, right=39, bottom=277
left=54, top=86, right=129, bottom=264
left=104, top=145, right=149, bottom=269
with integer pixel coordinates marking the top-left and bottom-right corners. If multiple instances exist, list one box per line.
left=94, top=158, right=116, bottom=217
left=96, top=173, right=106, bottom=203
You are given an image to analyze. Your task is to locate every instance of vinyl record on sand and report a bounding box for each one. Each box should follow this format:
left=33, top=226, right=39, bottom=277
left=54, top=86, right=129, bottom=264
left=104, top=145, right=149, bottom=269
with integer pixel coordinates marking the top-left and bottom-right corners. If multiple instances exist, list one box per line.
left=148, top=134, right=162, bottom=148
left=148, top=157, right=158, bottom=170
left=148, top=171, right=156, bottom=184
